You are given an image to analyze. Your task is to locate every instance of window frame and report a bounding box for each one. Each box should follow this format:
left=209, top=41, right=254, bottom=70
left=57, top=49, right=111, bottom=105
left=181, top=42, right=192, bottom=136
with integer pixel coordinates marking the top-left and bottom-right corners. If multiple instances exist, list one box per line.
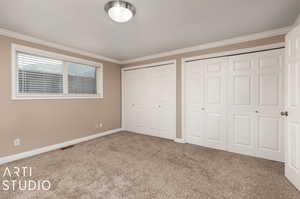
left=11, top=44, right=103, bottom=100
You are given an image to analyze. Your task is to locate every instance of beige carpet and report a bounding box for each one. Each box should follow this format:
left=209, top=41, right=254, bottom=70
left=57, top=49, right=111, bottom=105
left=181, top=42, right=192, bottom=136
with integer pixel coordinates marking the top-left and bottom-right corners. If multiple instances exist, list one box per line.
left=0, top=131, right=299, bottom=199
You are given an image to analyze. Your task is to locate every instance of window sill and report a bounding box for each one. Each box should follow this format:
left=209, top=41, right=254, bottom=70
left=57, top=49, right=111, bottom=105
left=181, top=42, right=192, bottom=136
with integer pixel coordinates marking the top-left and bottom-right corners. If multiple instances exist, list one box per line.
left=11, top=94, right=103, bottom=100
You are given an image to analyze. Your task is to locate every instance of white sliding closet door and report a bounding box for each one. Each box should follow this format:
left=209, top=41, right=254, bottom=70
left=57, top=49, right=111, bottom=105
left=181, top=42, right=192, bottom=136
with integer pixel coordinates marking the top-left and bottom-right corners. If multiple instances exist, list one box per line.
left=203, top=59, right=227, bottom=150
left=185, top=60, right=205, bottom=145
left=228, top=49, right=284, bottom=161
left=123, top=63, right=176, bottom=140
left=185, top=57, right=227, bottom=150
left=228, top=53, right=259, bottom=156
left=183, top=48, right=284, bottom=162
left=147, top=65, right=176, bottom=138
left=124, top=69, right=146, bottom=133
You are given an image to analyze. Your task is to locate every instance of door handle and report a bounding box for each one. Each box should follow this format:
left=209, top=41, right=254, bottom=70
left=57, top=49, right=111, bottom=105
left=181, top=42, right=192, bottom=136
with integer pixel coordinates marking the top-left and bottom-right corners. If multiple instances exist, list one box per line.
left=280, top=111, right=288, bottom=117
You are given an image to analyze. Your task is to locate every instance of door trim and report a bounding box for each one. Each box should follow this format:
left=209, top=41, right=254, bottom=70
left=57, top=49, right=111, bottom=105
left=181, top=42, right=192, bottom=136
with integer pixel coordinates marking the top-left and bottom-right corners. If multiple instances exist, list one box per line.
left=121, top=60, right=177, bottom=138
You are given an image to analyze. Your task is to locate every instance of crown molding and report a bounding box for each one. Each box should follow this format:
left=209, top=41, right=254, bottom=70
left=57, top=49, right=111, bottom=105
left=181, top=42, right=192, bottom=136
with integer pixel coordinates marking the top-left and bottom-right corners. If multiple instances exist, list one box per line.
left=121, top=26, right=291, bottom=64
left=0, top=27, right=122, bottom=64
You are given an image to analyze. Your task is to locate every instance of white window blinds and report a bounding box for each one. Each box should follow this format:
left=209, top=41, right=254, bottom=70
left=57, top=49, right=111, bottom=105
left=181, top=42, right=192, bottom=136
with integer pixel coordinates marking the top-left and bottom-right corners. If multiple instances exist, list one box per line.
left=13, top=44, right=103, bottom=99
left=17, top=52, right=64, bottom=94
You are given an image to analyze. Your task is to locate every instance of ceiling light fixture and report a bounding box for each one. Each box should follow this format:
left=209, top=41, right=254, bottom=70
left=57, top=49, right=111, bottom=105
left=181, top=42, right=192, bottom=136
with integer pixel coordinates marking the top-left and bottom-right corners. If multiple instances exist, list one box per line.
left=105, top=0, right=136, bottom=23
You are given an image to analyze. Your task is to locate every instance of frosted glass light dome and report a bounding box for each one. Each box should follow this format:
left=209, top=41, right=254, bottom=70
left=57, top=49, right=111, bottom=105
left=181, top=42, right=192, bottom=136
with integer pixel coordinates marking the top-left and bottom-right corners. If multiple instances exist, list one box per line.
left=105, top=1, right=136, bottom=23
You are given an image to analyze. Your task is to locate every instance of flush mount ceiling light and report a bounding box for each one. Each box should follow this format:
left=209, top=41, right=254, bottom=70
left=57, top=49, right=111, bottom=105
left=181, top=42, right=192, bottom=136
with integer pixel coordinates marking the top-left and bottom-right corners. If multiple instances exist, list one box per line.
left=105, top=0, right=136, bottom=23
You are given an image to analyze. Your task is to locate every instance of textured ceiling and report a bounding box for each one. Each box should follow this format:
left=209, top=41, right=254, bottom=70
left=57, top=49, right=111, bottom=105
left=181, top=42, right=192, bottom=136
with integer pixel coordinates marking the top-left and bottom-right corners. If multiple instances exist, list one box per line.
left=0, top=0, right=299, bottom=61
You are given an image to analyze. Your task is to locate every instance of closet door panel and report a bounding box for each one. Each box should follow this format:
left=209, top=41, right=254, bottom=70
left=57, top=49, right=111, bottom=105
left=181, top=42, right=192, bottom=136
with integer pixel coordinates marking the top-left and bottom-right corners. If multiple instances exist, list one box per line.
left=228, top=49, right=284, bottom=161
left=233, top=75, right=252, bottom=105
left=124, top=63, right=176, bottom=139
left=228, top=54, right=258, bottom=156
left=259, top=74, right=279, bottom=105
left=184, top=58, right=227, bottom=149
left=256, top=113, right=283, bottom=161
left=229, top=54, right=257, bottom=111
left=204, top=59, right=227, bottom=150
left=154, top=65, right=176, bottom=139
left=255, top=50, right=284, bottom=161
left=133, top=69, right=149, bottom=134
left=228, top=111, right=256, bottom=156
left=206, top=77, right=221, bottom=104
left=257, top=50, right=284, bottom=113
left=205, top=112, right=223, bottom=147
left=124, top=70, right=140, bottom=132
left=185, top=61, right=205, bottom=144
left=145, top=67, right=160, bottom=137
left=183, top=49, right=284, bottom=161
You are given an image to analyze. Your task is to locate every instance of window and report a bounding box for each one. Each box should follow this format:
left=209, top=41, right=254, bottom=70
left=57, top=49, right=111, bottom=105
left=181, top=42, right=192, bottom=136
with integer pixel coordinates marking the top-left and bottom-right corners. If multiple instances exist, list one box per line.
left=68, top=62, right=97, bottom=94
left=12, top=44, right=103, bottom=100
left=17, top=53, right=64, bottom=94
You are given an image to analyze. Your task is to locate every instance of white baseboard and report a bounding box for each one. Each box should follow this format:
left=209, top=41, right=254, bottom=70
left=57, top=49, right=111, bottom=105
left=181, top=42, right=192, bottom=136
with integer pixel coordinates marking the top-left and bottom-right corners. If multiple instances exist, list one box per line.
left=0, top=128, right=123, bottom=165
left=174, top=138, right=186, bottom=143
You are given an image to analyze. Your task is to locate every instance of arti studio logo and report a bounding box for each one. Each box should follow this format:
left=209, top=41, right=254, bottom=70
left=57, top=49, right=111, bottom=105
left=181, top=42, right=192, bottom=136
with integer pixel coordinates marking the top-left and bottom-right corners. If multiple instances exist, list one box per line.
left=1, top=167, right=51, bottom=191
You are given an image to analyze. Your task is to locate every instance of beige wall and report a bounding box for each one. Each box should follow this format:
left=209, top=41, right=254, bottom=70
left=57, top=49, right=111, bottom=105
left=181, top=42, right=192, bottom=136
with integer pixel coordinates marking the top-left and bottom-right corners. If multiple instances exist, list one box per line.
left=123, top=35, right=285, bottom=139
left=0, top=35, right=122, bottom=157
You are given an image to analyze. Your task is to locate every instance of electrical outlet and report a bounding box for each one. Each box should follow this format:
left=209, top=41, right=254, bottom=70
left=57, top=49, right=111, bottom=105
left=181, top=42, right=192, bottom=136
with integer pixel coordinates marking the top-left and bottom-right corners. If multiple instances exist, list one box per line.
left=14, top=138, right=21, bottom=146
